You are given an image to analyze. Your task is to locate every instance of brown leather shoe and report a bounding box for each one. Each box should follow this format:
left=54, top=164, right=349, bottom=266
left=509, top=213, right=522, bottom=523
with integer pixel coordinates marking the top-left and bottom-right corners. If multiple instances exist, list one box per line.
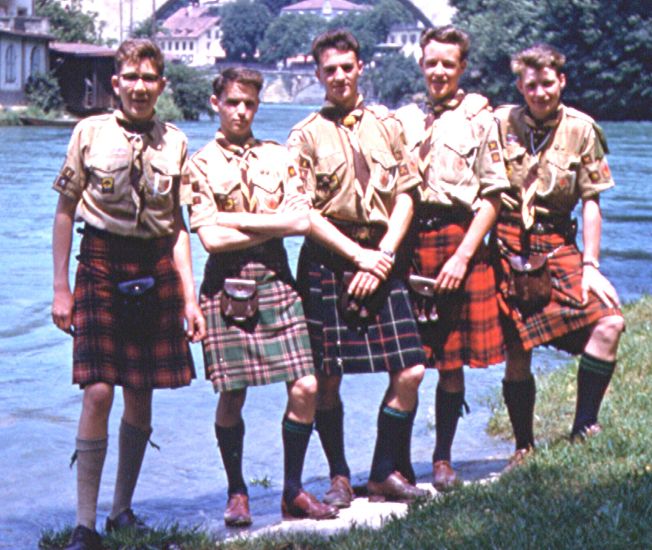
left=282, top=489, right=339, bottom=520
left=323, top=475, right=354, bottom=508
left=367, top=471, right=429, bottom=503
left=571, top=422, right=603, bottom=443
left=224, top=493, right=252, bottom=527
left=504, top=446, right=534, bottom=473
left=432, top=460, right=461, bottom=492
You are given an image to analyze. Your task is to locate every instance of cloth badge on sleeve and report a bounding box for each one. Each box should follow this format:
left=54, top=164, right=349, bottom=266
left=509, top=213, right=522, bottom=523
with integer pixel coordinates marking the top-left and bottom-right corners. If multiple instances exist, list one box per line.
left=488, top=140, right=499, bottom=151
left=192, top=196, right=201, bottom=205
left=288, top=165, right=297, bottom=177
left=600, top=159, right=611, bottom=179
left=54, top=166, right=75, bottom=189
left=581, top=154, right=592, bottom=165
left=398, top=163, right=408, bottom=176
left=101, top=177, right=115, bottom=193
left=491, top=152, right=502, bottom=163
left=589, top=171, right=600, bottom=183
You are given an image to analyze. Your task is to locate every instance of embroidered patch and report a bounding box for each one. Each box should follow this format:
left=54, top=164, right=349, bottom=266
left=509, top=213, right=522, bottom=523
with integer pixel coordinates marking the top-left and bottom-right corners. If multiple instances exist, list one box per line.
left=54, top=166, right=75, bottom=189
left=220, top=196, right=236, bottom=211
left=192, top=196, right=201, bottom=205
left=581, top=154, right=592, bottom=165
left=181, top=174, right=190, bottom=186
left=506, top=133, right=519, bottom=144
left=299, top=157, right=310, bottom=168
left=192, top=182, right=200, bottom=193
left=398, top=163, right=408, bottom=176
left=288, top=165, right=297, bottom=177
left=488, top=140, right=499, bottom=151
left=100, top=177, right=114, bottom=193
left=600, top=159, right=611, bottom=179
left=589, top=171, right=600, bottom=183
left=491, top=152, right=502, bottom=163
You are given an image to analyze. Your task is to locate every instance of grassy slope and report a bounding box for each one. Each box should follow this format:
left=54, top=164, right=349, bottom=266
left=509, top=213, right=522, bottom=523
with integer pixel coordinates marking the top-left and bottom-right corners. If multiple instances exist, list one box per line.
left=40, top=297, right=652, bottom=549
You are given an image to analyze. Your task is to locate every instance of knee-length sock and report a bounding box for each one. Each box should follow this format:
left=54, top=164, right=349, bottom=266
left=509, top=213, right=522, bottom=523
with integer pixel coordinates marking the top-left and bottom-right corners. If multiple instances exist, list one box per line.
left=432, top=386, right=465, bottom=463
left=502, top=377, right=536, bottom=450
left=572, top=353, right=616, bottom=435
left=215, top=421, right=247, bottom=496
left=75, top=436, right=108, bottom=530
left=315, top=403, right=350, bottom=479
left=369, top=404, right=411, bottom=483
left=282, top=416, right=313, bottom=502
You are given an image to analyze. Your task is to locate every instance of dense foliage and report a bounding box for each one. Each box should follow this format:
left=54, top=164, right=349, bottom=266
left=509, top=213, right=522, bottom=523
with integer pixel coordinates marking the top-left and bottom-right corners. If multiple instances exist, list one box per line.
left=368, top=52, right=426, bottom=108
left=258, top=14, right=325, bottom=66
left=35, top=0, right=102, bottom=44
left=219, top=0, right=272, bottom=61
left=451, top=0, right=652, bottom=119
left=164, top=63, right=212, bottom=121
left=24, top=71, right=65, bottom=113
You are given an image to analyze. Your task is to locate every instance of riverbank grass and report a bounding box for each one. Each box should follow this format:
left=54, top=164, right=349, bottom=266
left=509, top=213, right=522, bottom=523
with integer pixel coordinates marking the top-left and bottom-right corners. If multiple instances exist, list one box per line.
left=40, top=296, right=652, bottom=549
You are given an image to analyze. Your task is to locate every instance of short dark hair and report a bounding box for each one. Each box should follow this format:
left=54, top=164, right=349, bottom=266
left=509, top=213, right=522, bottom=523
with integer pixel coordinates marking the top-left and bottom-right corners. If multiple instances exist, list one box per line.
left=212, top=67, right=264, bottom=98
left=511, top=43, right=566, bottom=76
left=311, top=29, right=360, bottom=66
left=419, top=25, right=470, bottom=62
left=115, top=38, right=165, bottom=76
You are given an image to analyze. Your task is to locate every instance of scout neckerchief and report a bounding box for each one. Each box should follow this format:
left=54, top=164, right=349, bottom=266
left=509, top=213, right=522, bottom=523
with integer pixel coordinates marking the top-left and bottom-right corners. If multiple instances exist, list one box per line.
left=418, top=89, right=466, bottom=189
left=321, top=96, right=371, bottom=196
left=216, top=130, right=259, bottom=212
left=115, top=110, right=155, bottom=225
left=520, top=106, right=563, bottom=229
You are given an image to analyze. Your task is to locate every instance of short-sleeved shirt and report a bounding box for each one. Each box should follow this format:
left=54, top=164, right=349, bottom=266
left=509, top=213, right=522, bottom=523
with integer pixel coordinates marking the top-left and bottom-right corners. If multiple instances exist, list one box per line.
left=184, top=131, right=305, bottom=228
left=494, top=104, right=614, bottom=217
left=287, top=96, right=419, bottom=226
left=53, top=110, right=187, bottom=239
left=396, top=92, right=510, bottom=210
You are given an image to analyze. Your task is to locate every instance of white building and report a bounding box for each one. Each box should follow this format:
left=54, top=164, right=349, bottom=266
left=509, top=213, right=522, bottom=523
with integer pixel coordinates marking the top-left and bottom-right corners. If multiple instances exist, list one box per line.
left=280, top=0, right=371, bottom=20
left=156, top=4, right=223, bottom=66
left=0, top=0, right=51, bottom=106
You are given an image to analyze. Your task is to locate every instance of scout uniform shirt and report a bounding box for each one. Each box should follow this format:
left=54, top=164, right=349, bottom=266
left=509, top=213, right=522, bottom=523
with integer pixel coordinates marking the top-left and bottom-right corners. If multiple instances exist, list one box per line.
left=287, top=95, right=419, bottom=226
left=53, top=110, right=187, bottom=239
left=495, top=103, right=614, bottom=225
left=396, top=90, right=510, bottom=211
left=184, top=131, right=305, bottom=227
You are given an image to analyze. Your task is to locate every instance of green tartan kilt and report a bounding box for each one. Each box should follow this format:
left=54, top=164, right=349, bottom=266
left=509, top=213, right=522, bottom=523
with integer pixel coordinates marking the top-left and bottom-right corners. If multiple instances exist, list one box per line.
left=200, top=259, right=315, bottom=392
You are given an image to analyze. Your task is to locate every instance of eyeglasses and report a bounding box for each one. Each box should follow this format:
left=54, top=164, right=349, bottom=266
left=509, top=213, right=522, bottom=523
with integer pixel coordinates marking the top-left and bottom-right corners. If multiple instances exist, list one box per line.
left=119, top=72, right=160, bottom=85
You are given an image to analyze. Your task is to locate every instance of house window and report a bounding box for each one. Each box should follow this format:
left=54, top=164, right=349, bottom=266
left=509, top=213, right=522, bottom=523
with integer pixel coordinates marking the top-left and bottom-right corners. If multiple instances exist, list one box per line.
left=189, top=42, right=193, bottom=50
left=182, top=41, right=186, bottom=50
left=175, top=41, right=179, bottom=51
left=30, top=47, right=42, bottom=76
left=5, top=45, right=17, bottom=83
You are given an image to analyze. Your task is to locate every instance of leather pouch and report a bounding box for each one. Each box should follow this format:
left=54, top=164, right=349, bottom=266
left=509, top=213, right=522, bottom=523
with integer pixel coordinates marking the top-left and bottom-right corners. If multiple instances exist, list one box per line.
left=508, top=254, right=552, bottom=313
left=407, top=274, right=439, bottom=323
left=116, top=276, right=157, bottom=334
left=220, top=278, right=258, bottom=324
left=339, top=271, right=387, bottom=324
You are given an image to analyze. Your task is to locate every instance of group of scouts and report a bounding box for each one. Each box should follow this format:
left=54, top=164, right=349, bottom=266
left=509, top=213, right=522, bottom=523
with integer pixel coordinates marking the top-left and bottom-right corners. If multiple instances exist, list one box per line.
left=51, top=24, right=624, bottom=550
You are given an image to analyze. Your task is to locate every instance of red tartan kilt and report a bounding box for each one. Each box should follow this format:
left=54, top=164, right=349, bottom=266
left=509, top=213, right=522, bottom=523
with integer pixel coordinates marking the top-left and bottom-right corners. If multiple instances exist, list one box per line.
left=72, top=227, right=195, bottom=389
left=412, top=223, right=504, bottom=371
left=493, top=221, right=623, bottom=353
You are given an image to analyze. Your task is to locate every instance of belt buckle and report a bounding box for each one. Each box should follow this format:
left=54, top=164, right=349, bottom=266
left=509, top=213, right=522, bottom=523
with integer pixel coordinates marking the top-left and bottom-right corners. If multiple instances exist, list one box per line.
left=531, top=222, right=546, bottom=235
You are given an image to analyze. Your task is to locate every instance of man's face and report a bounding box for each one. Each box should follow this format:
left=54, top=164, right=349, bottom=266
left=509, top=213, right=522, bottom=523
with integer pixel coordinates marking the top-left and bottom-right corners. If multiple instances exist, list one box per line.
left=211, top=81, right=259, bottom=144
left=111, top=58, right=165, bottom=122
left=316, top=48, right=362, bottom=110
left=517, top=66, right=566, bottom=121
left=420, top=40, right=466, bottom=102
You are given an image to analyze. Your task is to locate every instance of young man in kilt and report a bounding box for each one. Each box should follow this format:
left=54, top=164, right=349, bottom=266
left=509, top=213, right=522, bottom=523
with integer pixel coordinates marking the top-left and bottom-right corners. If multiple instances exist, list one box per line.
left=184, top=67, right=338, bottom=525
left=395, top=26, right=509, bottom=491
left=51, top=39, right=206, bottom=550
left=493, top=44, right=625, bottom=468
left=287, top=29, right=429, bottom=506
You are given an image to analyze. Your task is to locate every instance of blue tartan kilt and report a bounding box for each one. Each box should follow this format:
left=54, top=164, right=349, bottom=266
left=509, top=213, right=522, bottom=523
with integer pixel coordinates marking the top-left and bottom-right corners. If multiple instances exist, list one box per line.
left=297, top=240, right=426, bottom=376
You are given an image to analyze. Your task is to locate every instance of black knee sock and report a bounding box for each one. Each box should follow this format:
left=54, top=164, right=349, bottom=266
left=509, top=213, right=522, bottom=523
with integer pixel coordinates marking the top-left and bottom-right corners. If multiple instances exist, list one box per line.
left=215, top=421, right=247, bottom=497
left=282, top=416, right=313, bottom=503
left=396, top=400, right=417, bottom=484
left=432, top=386, right=465, bottom=463
left=572, top=353, right=616, bottom=435
left=502, top=377, right=536, bottom=450
left=369, top=404, right=411, bottom=483
left=315, top=403, right=350, bottom=479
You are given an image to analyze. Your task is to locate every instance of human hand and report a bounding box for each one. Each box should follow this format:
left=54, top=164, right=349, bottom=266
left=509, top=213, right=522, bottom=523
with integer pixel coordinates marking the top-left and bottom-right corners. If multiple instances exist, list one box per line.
left=52, top=288, right=74, bottom=335
left=353, top=248, right=393, bottom=280
left=282, top=193, right=311, bottom=212
left=185, top=301, right=207, bottom=342
left=434, top=253, right=469, bottom=292
left=347, top=270, right=381, bottom=299
left=582, top=266, right=620, bottom=309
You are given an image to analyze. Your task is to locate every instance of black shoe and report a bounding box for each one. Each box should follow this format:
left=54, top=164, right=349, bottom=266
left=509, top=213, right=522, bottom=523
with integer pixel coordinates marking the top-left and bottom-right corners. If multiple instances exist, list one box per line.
left=105, top=508, right=150, bottom=534
left=65, top=525, right=102, bottom=550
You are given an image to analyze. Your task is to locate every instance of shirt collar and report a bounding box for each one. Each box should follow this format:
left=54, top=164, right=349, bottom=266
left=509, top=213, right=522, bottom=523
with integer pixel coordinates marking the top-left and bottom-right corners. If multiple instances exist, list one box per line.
left=427, top=89, right=465, bottom=117
left=215, top=129, right=258, bottom=158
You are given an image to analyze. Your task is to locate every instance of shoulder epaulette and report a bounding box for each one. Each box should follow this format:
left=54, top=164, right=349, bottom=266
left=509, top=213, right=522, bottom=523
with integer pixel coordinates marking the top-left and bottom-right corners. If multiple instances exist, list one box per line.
left=366, top=103, right=392, bottom=121
left=462, top=93, right=490, bottom=119
left=564, top=106, right=596, bottom=126
left=291, top=111, right=321, bottom=132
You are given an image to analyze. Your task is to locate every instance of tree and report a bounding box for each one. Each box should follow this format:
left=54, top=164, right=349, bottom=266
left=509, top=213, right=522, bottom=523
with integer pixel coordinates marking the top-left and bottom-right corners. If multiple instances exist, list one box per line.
left=260, top=0, right=295, bottom=16
left=368, top=52, right=425, bottom=107
left=220, top=0, right=273, bottom=61
left=259, top=14, right=326, bottom=66
left=24, top=71, right=65, bottom=114
left=35, top=0, right=102, bottom=44
left=164, top=63, right=212, bottom=121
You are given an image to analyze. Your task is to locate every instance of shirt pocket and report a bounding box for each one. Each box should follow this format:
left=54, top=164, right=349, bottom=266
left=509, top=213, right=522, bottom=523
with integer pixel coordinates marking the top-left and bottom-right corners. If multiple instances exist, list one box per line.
left=541, top=151, right=579, bottom=198
left=433, top=135, right=478, bottom=187
left=252, top=171, right=284, bottom=213
left=211, top=179, right=241, bottom=212
left=85, top=154, right=130, bottom=204
left=314, top=150, right=346, bottom=207
left=368, top=148, right=400, bottom=197
left=145, top=156, right=179, bottom=207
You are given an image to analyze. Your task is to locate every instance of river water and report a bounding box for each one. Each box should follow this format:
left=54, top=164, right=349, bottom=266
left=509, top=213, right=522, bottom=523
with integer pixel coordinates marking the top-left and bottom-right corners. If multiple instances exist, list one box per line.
left=0, top=107, right=650, bottom=548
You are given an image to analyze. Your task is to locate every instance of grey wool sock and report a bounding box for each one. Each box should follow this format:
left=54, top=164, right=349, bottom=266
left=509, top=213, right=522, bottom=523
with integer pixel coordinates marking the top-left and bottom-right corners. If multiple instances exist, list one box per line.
left=75, top=436, right=108, bottom=529
left=110, top=420, right=151, bottom=519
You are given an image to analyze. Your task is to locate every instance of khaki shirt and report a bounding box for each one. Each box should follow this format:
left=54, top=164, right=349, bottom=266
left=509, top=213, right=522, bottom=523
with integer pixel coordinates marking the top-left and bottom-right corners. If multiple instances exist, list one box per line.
left=495, top=104, right=614, bottom=217
left=287, top=98, right=419, bottom=226
left=396, top=93, right=510, bottom=211
left=184, top=132, right=305, bottom=230
left=53, top=111, right=187, bottom=238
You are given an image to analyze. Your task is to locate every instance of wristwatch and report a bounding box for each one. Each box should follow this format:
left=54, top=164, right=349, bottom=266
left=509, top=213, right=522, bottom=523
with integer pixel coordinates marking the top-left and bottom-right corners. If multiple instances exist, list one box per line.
left=582, top=259, right=600, bottom=269
left=380, top=249, right=395, bottom=260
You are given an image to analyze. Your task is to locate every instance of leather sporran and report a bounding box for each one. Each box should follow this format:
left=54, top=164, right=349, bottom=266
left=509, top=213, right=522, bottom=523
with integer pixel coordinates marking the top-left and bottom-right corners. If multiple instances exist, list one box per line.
left=220, top=278, right=258, bottom=324
left=507, top=254, right=552, bottom=314
left=338, top=271, right=387, bottom=324
left=407, top=274, right=439, bottom=323
left=115, top=276, right=157, bottom=335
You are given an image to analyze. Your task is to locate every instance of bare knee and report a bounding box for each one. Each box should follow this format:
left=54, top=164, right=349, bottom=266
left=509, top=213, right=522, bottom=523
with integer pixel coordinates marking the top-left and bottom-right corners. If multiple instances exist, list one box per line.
left=592, top=315, right=625, bottom=347
left=395, top=364, right=425, bottom=393
left=82, top=383, right=114, bottom=418
left=289, top=375, right=318, bottom=402
left=287, top=375, right=317, bottom=423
